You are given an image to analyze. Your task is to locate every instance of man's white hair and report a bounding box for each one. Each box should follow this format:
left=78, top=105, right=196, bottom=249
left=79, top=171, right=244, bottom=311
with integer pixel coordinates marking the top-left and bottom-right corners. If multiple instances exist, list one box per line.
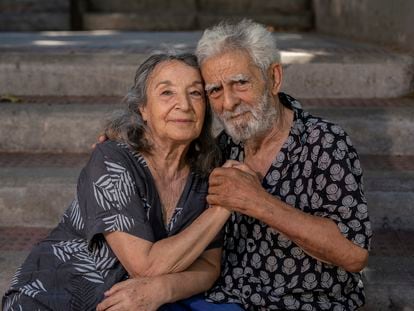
left=195, top=19, right=281, bottom=73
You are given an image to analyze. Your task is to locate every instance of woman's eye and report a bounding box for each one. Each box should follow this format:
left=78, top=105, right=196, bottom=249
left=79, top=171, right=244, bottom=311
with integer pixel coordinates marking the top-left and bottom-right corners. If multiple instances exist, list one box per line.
left=161, top=90, right=173, bottom=96
left=190, top=90, right=203, bottom=97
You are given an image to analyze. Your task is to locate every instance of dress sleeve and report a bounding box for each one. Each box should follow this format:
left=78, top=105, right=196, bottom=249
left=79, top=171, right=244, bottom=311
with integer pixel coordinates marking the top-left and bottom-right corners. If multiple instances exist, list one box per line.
left=311, top=126, right=372, bottom=250
left=77, top=143, right=155, bottom=245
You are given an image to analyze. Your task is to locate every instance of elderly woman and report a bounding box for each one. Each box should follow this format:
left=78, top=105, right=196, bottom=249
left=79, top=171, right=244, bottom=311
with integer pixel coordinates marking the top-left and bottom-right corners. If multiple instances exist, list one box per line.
left=2, top=53, right=231, bottom=311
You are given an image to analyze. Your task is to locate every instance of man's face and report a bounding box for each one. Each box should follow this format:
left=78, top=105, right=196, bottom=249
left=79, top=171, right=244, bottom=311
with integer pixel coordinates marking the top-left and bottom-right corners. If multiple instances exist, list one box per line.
left=200, top=50, right=278, bottom=141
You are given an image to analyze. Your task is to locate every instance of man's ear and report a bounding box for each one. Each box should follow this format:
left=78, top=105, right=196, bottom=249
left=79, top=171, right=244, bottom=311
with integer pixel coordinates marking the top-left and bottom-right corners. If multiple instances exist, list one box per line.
left=268, top=63, right=283, bottom=95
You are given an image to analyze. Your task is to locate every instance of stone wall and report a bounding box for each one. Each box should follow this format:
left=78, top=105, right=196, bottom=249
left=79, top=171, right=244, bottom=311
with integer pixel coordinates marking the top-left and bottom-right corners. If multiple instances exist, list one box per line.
left=0, top=0, right=70, bottom=31
left=313, top=0, right=414, bottom=52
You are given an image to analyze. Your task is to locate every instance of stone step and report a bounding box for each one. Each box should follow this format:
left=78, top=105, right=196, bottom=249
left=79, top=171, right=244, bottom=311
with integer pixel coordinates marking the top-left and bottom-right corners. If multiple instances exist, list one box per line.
left=0, top=31, right=413, bottom=98
left=0, top=13, right=70, bottom=31
left=82, top=13, right=197, bottom=31
left=0, top=152, right=412, bottom=230
left=361, top=229, right=414, bottom=310
left=0, top=0, right=69, bottom=13
left=0, top=97, right=413, bottom=155
left=86, top=0, right=310, bottom=14
left=82, top=12, right=312, bottom=31
left=1, top=226, right=413, bottom=310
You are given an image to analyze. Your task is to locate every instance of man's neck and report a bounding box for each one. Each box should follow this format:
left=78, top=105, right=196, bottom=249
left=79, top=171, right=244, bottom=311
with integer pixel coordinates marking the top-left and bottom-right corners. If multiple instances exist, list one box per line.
left=244, top=105, right=293, bottom=156
left=243, top=107, right=294, bottom=179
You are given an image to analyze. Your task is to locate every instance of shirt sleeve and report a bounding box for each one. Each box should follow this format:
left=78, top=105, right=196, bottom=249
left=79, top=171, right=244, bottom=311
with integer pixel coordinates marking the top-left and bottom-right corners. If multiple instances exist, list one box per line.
left=77, top=143, right=155, bottom=245
left=311, top=125, right=372, bottom=250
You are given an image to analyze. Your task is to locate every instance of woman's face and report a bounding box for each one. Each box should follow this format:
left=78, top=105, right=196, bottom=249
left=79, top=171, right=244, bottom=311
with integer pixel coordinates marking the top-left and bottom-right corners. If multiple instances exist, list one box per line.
left=140, top=60, right=206, bottom=147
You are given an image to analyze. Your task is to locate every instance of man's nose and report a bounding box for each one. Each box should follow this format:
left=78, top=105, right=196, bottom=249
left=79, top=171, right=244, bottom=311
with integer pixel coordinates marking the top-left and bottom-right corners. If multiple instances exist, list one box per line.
left=222, top=89, right=240, bottom=111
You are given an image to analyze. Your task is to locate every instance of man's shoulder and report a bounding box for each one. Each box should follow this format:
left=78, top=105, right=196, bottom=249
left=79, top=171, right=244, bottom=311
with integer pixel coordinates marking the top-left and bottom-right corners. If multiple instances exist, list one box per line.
left=298, top=109, right=350, bottom=142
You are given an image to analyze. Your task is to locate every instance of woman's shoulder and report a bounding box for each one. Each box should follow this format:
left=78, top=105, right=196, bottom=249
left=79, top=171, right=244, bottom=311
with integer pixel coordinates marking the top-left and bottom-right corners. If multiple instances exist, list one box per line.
left=92, top=141, right=139, bottom=163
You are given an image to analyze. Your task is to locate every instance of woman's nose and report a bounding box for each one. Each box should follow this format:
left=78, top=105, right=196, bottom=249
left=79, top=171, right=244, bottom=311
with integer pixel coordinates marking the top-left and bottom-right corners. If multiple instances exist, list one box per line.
left=175, top=93, right=191, bottom=111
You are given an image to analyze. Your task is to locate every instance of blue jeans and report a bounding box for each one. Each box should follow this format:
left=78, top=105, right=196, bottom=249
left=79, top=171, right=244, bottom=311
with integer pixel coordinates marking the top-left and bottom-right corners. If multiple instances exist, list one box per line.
left=159, top=294, right=244, bottom=311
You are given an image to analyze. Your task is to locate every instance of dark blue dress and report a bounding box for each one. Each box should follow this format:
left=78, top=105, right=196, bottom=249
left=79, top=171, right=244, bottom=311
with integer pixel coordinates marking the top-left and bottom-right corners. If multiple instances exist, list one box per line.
left=2, top=141, right=220, bottom=311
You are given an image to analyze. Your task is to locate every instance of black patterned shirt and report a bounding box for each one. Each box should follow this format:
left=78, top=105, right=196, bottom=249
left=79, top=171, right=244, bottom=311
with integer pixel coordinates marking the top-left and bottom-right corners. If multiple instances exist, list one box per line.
left=206, top=93, right=372, bottom=311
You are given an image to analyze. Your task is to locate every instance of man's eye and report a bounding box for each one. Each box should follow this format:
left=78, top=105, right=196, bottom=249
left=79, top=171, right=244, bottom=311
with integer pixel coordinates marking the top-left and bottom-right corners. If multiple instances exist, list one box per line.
left=236, top=80, right=248, bottom=86
left=209, top=88, right=220, bottom=95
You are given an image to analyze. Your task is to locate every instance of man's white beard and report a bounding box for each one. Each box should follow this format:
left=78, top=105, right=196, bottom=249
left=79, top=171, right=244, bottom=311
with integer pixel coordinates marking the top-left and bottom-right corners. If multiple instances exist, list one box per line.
left=217, top=92, right=278, bottom=142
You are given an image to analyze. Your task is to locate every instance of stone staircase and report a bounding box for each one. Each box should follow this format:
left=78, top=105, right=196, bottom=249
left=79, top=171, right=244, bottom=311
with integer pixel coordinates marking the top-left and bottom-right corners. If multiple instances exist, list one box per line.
left=0, top=0, right=71, bottom=31
left=80, top=0, right=313, bottom=31
left=0, top=31, right=413, bottom=310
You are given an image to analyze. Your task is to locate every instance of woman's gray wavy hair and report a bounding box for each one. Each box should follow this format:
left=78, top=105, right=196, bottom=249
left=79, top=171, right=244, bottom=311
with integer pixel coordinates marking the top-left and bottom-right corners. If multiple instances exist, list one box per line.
left=196, top=19, right=281, bottom=73
left=105, top=53, right=221, bottom=176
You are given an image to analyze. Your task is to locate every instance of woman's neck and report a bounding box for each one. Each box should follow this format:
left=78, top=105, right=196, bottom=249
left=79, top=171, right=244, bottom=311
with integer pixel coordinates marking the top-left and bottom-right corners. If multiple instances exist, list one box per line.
left=143, top=138, right=190, bottom=180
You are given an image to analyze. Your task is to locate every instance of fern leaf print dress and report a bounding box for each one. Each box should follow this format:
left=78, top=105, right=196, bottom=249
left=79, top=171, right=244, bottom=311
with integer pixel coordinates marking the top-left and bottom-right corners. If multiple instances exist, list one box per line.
left=2, top=141, right=220, bottom=311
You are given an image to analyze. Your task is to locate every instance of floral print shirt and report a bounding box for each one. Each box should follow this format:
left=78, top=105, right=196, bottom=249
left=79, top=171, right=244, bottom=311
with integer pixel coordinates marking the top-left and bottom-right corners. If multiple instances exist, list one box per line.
left=206, top=93, right=372, bottom=311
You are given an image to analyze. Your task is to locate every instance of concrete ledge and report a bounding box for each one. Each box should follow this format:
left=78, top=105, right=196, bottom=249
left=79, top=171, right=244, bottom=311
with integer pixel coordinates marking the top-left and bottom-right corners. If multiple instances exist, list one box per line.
left=0, top=153, right=412, bottom=229
left=0, top=31, right=412, bottom=97
left=0, top=13, right=70, bottom=31
left=305, top=104, right=414, bottom=155
left=1, top=98, right=414, bottom=155
left=197, top=13, right=313, bottom=30
left=83, top=13, right=197, bottom=31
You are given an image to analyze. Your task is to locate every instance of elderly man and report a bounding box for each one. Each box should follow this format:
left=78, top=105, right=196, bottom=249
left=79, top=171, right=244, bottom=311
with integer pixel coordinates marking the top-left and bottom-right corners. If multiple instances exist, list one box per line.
left=97, top=20, right=371, bottom=311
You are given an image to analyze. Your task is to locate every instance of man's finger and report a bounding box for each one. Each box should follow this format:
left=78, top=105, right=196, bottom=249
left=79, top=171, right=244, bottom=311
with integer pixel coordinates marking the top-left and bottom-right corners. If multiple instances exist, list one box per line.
left=98, top=135, right=107, bottom=143
left=208, top=175, right=226, bottom=187
left=222, top=160, right=242, bottom=168
left=96, top=293, right=123, bottom=311
left=104, top=280, right=129, bottom=297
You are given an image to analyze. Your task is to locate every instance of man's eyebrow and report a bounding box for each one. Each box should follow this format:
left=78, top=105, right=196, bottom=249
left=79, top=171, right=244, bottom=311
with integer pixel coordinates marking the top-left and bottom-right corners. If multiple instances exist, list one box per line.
left=229, top=74, right=250, bottom=82
left=205, top=83, right=221, bottom=92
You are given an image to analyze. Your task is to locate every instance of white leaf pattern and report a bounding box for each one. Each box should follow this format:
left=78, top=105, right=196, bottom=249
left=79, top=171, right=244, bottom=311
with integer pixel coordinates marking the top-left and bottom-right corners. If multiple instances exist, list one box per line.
left=66, top=198, right=84, bottom=230
left=10, top=266, right=22, bottom=288
left=20, top=279, right=47, bottom=298
left=73, top=252, right=105, bottom=284
left=91, top=239, right=118, bottom=278
left=103, top=214, right=135, bottom=232
left=3, top=293, right=20, bottom=310
left=93, top=161, right=136, bottom=211
left=52, top=239, right=88, bottom=262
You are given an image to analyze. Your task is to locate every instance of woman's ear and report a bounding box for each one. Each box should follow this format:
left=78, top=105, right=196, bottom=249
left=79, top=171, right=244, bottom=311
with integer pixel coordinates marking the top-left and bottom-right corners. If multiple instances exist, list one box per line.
left=268, top=63, right=283, bottom=95
left=139, top=105, right=148, bottom=123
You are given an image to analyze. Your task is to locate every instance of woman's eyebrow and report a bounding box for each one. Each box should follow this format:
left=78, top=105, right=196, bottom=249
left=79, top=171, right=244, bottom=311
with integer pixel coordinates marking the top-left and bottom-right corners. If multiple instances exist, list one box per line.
left=155, top=80, right=203, bottom=88
left=155, top=80, right=173, bottom=88
left=192, top=80, right=204, bottom=87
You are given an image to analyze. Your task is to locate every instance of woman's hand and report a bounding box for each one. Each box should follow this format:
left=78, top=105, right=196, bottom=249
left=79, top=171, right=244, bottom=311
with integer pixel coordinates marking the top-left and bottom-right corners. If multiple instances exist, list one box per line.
left=96, top=277, right=164, bottom=311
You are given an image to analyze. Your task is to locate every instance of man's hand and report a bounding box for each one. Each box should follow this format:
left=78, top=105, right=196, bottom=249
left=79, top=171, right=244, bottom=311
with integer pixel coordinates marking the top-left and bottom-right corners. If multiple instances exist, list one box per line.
left=96, top=277, right=164, bottom=311
left=91, top=134, right=108, bottom=149
left=207, top=160, right=269, bottom=217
